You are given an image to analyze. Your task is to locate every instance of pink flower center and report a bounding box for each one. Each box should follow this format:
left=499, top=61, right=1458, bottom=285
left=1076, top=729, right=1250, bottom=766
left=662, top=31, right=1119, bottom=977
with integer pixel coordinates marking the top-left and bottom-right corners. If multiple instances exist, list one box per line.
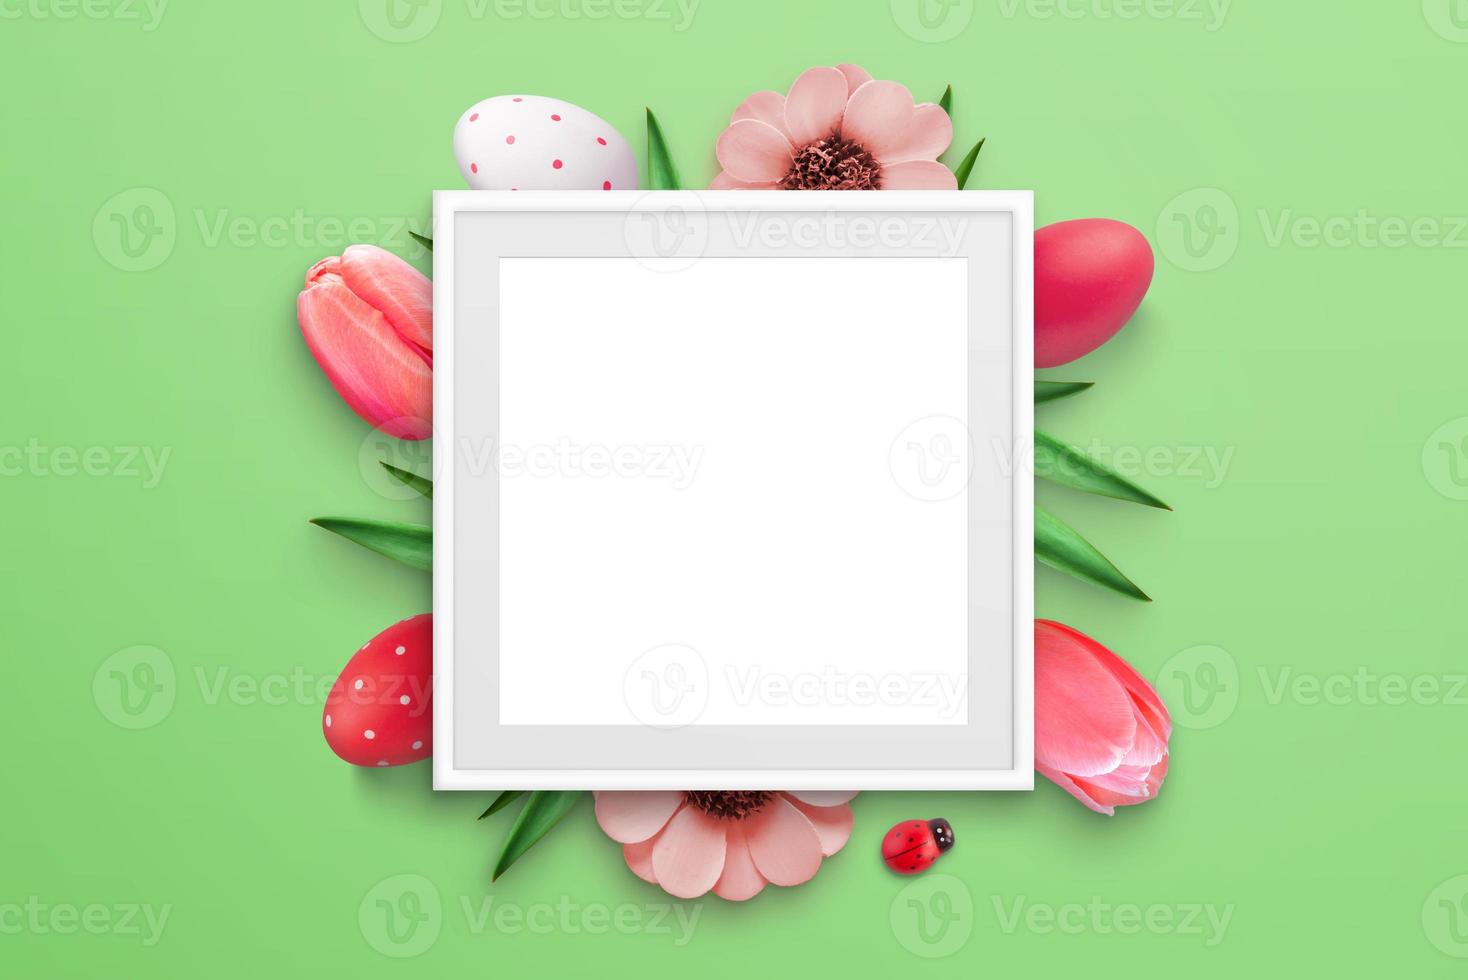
left=779, top=133, right=881, bottom=190
left=685, top=791, right=772, bottom=820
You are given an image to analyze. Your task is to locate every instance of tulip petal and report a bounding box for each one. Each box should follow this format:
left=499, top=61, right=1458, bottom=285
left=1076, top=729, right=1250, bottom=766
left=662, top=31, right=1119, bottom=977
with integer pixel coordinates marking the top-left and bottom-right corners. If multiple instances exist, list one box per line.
left=1037, top=762, right=1116, bottom=816
left=297, top=278, right=432, bottom=439
left=783, top=66, right=850, bottom=147
left=650, top=805, right=727, bottom=899
left=338, top=244, right=433, bottom=354
left=716, top=119, right=794, bottom=183
left=1034, top=620, right=1136, bottom=778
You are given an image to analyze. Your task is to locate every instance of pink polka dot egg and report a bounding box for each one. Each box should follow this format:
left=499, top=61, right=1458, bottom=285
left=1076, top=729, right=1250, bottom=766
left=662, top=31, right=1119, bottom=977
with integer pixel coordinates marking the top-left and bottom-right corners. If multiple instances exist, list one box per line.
left=453, top=95, right=638, bottom=192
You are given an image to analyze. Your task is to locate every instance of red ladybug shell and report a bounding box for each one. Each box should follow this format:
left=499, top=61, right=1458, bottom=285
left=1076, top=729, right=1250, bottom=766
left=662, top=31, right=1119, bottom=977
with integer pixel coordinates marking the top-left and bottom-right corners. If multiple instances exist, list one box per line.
left=883, top=820, right=939, bottom=874
left=323, top=614, right=432, bottom=767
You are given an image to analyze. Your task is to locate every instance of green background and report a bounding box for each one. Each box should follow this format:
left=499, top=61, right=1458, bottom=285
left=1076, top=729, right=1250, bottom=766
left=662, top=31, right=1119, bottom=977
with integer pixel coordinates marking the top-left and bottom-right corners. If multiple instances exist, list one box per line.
left=5, top=0, right=1468, bottom=974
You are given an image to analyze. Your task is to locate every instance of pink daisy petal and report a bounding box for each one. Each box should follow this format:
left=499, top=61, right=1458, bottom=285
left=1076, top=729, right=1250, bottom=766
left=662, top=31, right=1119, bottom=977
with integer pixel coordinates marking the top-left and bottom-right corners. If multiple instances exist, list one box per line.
left=787, top=799, right=853, bottom=857
left=882, top=103, right=953, bottom=164
left=785, top=790, right=858, bottom=807
left=880, top=160, right=959, bottom=190
left=744, top=796, right=823, bottom=887
left=709, top=170, right=779, bottom=190
left=623, top=837, right=659, bottom=884
left=783, top=66, right=850, bottom=147
left=713, top=825, right=767, bottom=901
left=730, top=89, right=792, bottom=142
left=595, top=791, right=683, bottom=843
left=835, top=63, right=873, bottom=96
left=715, top=118, right=793, bottom=183
left=1037, top=762, right=1117, bottom=816
left=841, top=79, right=918, bottom=160
left=651, top=806, right=728, bottom=899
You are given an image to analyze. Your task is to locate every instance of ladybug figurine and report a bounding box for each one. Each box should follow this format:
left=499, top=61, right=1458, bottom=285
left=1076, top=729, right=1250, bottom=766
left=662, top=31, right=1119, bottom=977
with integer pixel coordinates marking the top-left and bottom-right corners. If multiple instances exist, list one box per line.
left=882, top=818, right=956, bottom=875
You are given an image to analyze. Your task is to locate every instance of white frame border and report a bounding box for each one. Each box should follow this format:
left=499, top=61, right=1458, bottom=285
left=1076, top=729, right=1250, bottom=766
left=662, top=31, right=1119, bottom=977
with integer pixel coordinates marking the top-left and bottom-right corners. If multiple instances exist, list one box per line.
left=433, top=190, right=1033, bottom=791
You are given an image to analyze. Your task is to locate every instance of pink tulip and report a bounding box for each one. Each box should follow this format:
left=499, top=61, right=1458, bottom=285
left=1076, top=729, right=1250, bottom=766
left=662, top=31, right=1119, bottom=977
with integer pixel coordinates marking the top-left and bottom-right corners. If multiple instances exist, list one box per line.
left=1035, top=620, right=1171, bottom=815
left=297, top=244, right=432, bottom=439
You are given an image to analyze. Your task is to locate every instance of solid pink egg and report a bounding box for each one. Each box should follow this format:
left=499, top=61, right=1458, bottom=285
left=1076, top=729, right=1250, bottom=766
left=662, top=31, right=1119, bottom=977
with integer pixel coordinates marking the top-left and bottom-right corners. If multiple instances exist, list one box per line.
left=323, top=613, right=432, bottom=768
left=1034, top=218, right=1155, bottom=368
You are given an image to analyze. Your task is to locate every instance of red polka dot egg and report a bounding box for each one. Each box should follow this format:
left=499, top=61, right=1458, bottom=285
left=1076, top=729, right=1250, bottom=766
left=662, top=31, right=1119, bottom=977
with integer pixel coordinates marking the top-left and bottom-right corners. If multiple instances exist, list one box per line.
left=453, top=95, right=638, bottom=192
left=323, top=613, right=432, bottom=767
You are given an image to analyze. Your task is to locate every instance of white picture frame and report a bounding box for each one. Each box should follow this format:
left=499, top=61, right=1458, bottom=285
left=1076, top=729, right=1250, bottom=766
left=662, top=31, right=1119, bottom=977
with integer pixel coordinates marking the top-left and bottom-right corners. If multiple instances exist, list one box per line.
left=433, top=190, right=1033, bottom=791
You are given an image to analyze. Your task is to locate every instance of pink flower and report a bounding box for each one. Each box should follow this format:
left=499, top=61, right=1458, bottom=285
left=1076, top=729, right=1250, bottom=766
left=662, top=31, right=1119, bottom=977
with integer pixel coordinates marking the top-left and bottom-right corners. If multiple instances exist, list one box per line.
left=1035, top=620, right=1171, bottom=815
left=297, top=244, right=432, bottom=440
left=710, top=64, right=955, bottom=191
left=595, top=791, right=856, bottom=900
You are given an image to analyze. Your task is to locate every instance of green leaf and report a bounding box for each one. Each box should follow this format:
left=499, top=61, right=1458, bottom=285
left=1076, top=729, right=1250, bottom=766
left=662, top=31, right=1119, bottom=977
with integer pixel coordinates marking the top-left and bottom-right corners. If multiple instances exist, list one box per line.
left=1034, top=380, right=1094, bottom=403
left=1035, top=505, right=1151, bottom=601
left=938, top=85, right=953, bottom=116
left=1034, top=430, right=1171, bottom=510
left=953, top=137, right=986, bottom=190
left=380, top=462, right=433, bottom=500
left=409, top=231, right=432, bottom=251
left=478, top=790, right=524, bottom=821
left=646, top=108, right=681, bottom=191
left=308, top=518, right=431, bottom=571
left=492, top=791, right=582, bottom=881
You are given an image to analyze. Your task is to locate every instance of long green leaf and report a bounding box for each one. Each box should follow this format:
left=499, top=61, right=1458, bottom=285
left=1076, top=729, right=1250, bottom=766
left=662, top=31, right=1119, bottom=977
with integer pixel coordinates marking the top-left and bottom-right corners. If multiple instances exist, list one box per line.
left=1034, top=380, right=1093, bottom=403
left=380, top=462, right=433, bottom=500
left=478, top=790, right=524, bottom=821
left=1034, top=430, right=1171, bottom=510
left=938, top=85, right=953, bottom=116
left=953, top=137, right=986, bottom=190
left=1035, top=505, right=1150, bottom=601
left=409, top=231, right=433, bottom=251
left=309, top=518, right=431, bottom=571
left=646, top=108, right=681, bottom=190
left=492, top=791, right=582, bottom=881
